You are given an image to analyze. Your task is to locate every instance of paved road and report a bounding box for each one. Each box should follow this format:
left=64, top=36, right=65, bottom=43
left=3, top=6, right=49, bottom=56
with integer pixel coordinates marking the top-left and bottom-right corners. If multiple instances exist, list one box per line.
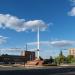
left=0, top=66, right=75, bottom=75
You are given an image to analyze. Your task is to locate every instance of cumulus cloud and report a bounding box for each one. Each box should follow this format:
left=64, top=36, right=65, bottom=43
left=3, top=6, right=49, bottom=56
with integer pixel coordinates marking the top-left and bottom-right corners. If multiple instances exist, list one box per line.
left=68, top=0, right=75, bottom=16
left=27, top=40, right=75, bottom=47
left=0, top=14, right=48, bottom=32
left=68, top=7, right=75, bottom=16
left=0, top=35, right=8, bottom=45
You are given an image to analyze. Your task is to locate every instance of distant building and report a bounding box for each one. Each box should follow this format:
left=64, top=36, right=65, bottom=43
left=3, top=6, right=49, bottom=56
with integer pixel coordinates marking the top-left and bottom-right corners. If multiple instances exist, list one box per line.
left=0, top=54, right=26, bottom=64
left=69, top=48, right=75, bottom=56
left=21, top=51, right=35, bottom=61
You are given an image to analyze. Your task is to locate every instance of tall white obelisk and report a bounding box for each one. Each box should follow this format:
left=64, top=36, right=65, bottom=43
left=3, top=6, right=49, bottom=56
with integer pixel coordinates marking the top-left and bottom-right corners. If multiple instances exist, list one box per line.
left=37, top=27, right=40, bottom=59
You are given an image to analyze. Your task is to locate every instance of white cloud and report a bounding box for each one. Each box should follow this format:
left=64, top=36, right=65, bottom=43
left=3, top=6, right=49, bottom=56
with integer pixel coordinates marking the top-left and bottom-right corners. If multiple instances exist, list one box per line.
left=0, top=35, right=8, bottom=45
left=68, top=0, right=75, bottom=16
left=27, top=41, right=50, bottom=45
left=68, top=7, right=75, bottom=16
left=0, top=14, right=48, bottom=32
left=50, top=40, right=75, bottom=47
left=25, top=20, right=48, bottom=31
left=27, top=40, right=75, bottom=47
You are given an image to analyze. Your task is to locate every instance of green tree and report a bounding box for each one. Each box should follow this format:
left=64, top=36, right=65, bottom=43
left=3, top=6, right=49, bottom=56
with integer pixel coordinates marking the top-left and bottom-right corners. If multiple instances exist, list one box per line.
left=49, top=56, right=54, bottom=63
left=66, top=55, right=74, bottom=63
left=59, top=51, right=65, bottom=63
left=54, top=51, right=66, bottom=64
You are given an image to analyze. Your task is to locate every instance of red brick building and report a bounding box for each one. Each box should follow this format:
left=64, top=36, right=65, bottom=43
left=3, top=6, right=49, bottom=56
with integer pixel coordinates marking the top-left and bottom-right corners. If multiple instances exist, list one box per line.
left=21, top=51, right=35, bottom=61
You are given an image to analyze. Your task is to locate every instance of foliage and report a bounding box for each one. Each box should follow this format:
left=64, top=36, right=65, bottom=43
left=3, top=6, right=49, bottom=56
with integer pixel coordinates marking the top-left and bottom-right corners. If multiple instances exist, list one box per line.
left=54, top=51, right=66, bottom=64
left=43, top=56, right=54, bottom=64
left=66, top=55, right=75, bottom=63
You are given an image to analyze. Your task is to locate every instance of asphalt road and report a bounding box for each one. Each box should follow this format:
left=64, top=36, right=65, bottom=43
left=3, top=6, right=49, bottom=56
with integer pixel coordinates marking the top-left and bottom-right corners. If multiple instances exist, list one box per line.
left=0, top=66, right=75, bottom=75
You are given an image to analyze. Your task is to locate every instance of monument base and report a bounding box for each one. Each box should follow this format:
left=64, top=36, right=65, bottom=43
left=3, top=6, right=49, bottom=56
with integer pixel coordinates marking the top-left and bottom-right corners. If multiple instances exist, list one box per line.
left=25, top=58, right=44, bottom=66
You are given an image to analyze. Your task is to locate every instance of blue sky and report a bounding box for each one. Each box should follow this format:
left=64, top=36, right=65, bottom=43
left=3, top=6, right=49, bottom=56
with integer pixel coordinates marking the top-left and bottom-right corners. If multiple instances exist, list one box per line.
left=0, top=0, right=75, bottom=58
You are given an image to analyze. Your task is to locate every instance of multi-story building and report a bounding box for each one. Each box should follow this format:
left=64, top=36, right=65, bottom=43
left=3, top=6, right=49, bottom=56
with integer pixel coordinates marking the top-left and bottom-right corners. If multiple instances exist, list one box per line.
left=69, top=48, right=75, bottom=57
left=21, top=51, right=35, bottom=61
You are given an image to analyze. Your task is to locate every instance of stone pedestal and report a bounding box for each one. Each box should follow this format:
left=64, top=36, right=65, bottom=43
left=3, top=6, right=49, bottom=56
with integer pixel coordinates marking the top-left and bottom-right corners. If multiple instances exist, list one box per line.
left=25, top=59, right=44, bottom=66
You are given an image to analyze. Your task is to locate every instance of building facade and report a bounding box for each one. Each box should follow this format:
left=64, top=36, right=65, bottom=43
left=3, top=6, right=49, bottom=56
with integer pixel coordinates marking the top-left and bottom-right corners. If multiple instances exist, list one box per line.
left=21, top=51, right=35, bottom=61
left=69, top=48, right=75, bottom=57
